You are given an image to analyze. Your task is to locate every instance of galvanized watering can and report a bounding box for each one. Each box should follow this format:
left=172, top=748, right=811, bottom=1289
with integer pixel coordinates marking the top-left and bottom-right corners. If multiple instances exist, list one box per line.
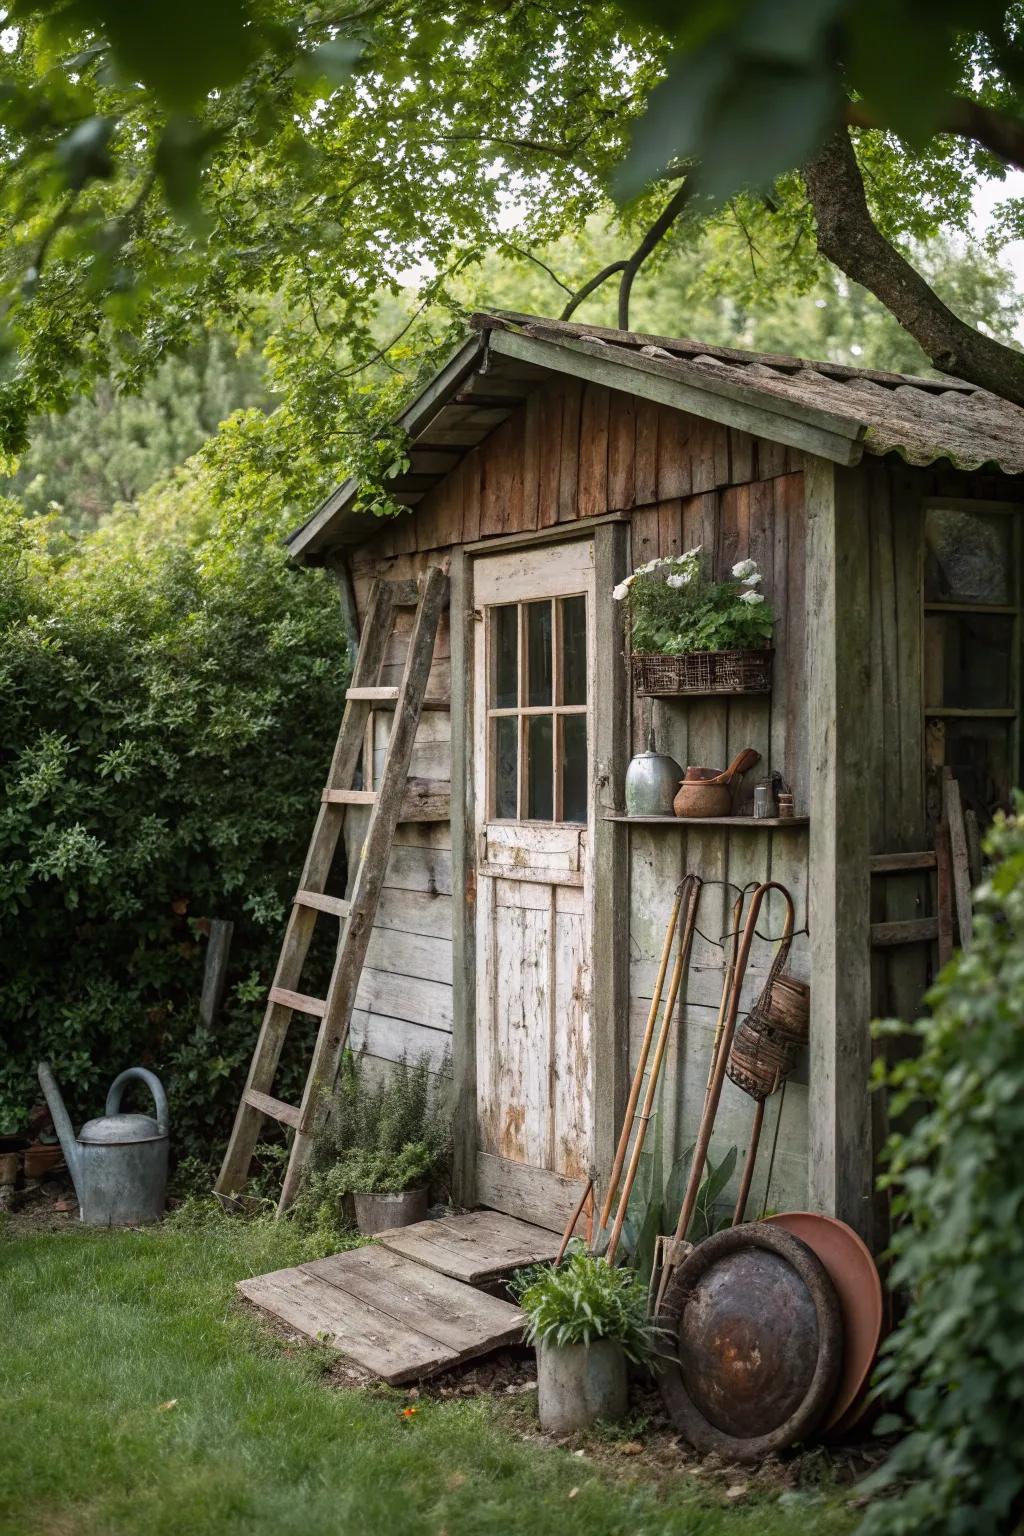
left=37, top=1062, right=169, bottom=1226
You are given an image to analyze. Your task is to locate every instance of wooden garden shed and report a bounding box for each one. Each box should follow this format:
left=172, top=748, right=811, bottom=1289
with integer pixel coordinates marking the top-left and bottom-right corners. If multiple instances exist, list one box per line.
left=287, top=311, right=1024, bottom=1253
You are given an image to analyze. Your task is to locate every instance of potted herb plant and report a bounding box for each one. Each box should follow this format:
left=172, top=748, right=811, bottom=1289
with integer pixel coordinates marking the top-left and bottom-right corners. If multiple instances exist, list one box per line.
left=614, top=546, right=775, bottom=696
left=298, top=1050, right=451, bottom=1236
left=514, top=1251, right=657, bottom=1434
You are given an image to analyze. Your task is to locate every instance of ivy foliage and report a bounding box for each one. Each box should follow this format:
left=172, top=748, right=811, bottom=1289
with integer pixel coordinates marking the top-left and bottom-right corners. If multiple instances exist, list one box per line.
left=0, top=411, right=347, bottom=1154
left=862, top=808, right=1024, bottom=1536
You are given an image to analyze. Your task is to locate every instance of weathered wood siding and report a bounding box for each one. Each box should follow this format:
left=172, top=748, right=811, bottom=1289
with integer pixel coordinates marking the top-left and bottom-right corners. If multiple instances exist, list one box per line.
left=339, top=377, right=984, bottom=1226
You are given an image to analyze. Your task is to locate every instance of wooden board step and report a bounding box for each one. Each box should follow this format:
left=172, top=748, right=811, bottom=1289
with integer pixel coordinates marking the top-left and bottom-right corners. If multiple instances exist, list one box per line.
left=268, top=986, right=326, bottom=1018
left=870, top=917, right=939, bottom=947
left=870, top=851, right=938, bottom=874
left=322, top=788, right=376, bottom=806
left=238, top=1243, right=524, bottom=1385
left=375, top=1210, right=561, bottom=1286
left=346, top=686, right=401, bottom=703
left=242, top=1089, right=302, bottom=1129
left=293, top=890, right=351, bottom=918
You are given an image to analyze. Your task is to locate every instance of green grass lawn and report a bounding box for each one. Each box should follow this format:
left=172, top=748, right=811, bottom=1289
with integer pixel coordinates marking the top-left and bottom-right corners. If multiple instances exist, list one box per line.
left=1, top=1210, right=858, bottom=1536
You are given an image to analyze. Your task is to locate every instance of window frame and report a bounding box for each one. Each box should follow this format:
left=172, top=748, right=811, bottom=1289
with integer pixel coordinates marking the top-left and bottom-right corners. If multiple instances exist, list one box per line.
left=485, top=591, right=590, bottom=825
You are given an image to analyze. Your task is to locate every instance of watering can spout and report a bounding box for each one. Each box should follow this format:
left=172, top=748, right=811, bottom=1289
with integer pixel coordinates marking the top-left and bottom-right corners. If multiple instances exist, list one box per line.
left=36, top=1061, right=83, bottom=1199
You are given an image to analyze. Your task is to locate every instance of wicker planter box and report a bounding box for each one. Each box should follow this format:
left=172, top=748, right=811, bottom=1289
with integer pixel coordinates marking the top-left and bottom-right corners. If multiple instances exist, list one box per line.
left=631, top=648, right=773, bottom=697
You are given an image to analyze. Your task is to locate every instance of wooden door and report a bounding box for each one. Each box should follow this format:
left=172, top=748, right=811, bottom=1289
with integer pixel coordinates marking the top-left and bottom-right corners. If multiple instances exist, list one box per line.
left=472, top=540, right=595, bottom=1229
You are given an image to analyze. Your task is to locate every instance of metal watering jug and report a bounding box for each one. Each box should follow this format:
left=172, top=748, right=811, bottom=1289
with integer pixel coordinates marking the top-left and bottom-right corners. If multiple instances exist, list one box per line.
left=625, top=728, right=684, bottom=817
left=37, top=1062, right=169, bottom=1226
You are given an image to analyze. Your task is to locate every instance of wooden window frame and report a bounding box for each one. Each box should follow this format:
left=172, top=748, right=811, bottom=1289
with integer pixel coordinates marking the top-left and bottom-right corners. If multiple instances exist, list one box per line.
left=484, top=593, right=589, bottom=825
left=922, top=496, right=1023, bottom=805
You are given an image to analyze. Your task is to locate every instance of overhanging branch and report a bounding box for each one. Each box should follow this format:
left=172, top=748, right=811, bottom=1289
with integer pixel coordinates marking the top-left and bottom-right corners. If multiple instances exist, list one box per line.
left=846, top=97, right=1024, bottom=175
left=803, top=129, right=1024, bottom=407
left=560, top=180, right=692, bottom=328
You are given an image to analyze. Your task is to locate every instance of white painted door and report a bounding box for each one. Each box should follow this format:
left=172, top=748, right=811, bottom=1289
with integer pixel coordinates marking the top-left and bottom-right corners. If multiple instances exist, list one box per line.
left=472, top=540, right=595, bottom=1224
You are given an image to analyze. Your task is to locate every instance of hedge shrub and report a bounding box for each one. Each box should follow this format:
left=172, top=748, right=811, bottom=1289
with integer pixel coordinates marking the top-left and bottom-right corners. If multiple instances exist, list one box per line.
left=0, top=411, right=347, bottom=1159
left=862, top=808, right=1024, bottom=1536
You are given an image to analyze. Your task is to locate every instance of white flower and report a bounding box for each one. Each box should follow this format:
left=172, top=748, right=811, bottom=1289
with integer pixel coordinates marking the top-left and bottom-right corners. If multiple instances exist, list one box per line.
left=612, top=580, right=631, bottom=601
left=742, top=571, right=762, bottom=587
left=666, top=573, right=690, bottom=589
left=683, top=545, right=703, bottom=562
left=732, top=558, right=758, bottom=581
left=738, top=589, right=765, bottom=606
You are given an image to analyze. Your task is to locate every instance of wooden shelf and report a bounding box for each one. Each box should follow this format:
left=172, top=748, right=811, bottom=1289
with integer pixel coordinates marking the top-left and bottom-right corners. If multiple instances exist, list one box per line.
left=604, top=813, right=808, bottom=829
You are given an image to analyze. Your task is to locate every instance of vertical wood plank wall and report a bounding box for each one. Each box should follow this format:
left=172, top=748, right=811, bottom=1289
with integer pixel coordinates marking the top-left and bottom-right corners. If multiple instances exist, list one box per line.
left=334, top=375, right=976, bottom=1222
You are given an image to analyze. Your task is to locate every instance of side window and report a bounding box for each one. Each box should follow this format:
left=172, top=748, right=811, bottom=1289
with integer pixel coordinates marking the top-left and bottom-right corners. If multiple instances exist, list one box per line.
left=486, top=595, right=589, bottom=824
left=924, top=502, right=1019, bottom=823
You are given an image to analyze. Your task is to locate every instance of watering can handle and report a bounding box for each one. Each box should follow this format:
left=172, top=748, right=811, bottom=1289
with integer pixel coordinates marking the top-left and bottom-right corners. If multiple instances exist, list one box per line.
left=106, top=1068, right=169, bottom=1135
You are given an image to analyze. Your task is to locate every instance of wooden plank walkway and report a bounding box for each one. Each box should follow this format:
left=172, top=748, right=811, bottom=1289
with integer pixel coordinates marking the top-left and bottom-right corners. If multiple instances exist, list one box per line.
left=238, top=1211, right=560, bottom=1384
left=376, top=1210, right=560, bottom=1285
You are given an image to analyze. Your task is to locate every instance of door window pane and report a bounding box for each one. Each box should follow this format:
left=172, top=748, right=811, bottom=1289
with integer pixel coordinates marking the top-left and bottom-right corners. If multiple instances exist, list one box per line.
left=943, top=718, right=1012, bottom=822
left=924, top=506, right=1014, bottom=605
left=527, top=601, right=553, bottom=706
left=494, top=717, right=518, bottom=818
left=924, top=612, right=1014, bottom=709
left=561, top=714, right=588, bottom=824
left=527, top=715, right=554, bottom=821
left=492, top=605, right=518, bottom=708
left=560, top=596, right=587, bottom=705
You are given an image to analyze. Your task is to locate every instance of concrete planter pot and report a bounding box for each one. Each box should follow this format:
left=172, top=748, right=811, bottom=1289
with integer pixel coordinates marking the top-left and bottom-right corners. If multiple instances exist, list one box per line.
left=353, top=1187, right=429, bottom=1235
left=535, top=1337, right=629, bottom=1435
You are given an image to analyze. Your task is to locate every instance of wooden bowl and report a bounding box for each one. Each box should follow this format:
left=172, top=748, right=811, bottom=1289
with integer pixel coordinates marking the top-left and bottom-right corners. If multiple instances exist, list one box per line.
left=674, top=780, right=733, bottom=818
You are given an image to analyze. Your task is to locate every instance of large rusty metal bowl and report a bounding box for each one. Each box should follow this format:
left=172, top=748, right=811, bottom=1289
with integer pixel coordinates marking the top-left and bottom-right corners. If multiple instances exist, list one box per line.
left=657, top=1223, right=843, bottom=1461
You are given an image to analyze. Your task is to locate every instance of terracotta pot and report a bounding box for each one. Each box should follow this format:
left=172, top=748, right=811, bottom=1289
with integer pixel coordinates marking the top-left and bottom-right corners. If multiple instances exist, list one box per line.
left=23, top=1143, right=65, bottom=1179
left=353, top=1186, right=429, bottom=1235
left=673, top=747, right=761, bottom=819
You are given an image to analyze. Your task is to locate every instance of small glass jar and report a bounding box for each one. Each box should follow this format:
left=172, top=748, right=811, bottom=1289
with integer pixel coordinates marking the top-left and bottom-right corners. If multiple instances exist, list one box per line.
left=753, top=783, right=773, bottom=819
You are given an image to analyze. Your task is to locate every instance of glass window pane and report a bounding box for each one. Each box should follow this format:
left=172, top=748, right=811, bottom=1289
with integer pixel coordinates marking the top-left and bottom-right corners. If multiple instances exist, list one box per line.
left=492, top=605, right=518, bottom=708
left=561, top=714, right=588, bottom=824
left=942, top=719, right=1012, bottom=824
left=924, top=506, right=1014, bottom=605
left=924, top=612, right=1014, bottom=709
left=494, top=717, right=518, bottom=818
left=527, top=601, right=553, bottom=706
left=560, top=596, right=587, bottom=705
left=526, top=715, right=554, bottom=820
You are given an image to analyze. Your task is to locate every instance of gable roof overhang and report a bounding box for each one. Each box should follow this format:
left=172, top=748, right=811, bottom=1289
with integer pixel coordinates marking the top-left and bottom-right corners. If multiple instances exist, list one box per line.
left=287, top=312, right=1024, bottom=566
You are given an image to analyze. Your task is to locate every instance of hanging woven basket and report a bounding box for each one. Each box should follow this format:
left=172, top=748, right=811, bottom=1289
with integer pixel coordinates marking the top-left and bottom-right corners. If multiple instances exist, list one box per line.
left=631, top=648, right=773, bottom=698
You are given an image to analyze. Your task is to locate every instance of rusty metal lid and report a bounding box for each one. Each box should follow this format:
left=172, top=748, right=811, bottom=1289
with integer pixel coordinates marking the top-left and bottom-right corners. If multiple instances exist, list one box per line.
left=78, top=1113, right=165, bottom=1146
left=657, top=1222, right=843, bottom=1461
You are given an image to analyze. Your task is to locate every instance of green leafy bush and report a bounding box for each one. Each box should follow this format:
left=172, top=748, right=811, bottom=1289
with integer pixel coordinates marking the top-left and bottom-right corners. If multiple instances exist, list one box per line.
left=0, top=413, right=346, bottom=1158
left=516, top=1252, right=657, bottom=1364
left=861, top=808, right=1024, bottom=1536
left=292, top=1052, right=452, bottom=1233
left=615, top=547, right=774, bottom=655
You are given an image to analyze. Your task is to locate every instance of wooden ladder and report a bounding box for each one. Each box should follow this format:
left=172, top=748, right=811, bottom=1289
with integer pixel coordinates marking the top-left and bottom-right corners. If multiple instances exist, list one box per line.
left=215, top=566, right=450, bottom=1213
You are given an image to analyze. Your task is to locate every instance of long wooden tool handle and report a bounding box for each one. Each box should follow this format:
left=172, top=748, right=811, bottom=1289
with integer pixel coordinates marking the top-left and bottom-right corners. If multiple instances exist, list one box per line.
left=597, top=882, right=685, bottom=1235
left=732, top=1097, right=767, bottom=1226
left=556, top=1178, right=594, bottom=1265
left=706, top=889, right=746, bottom=1095
left=666, top=880, right=791, bottom=1255
left=606, top=876, right=702, bottom=1264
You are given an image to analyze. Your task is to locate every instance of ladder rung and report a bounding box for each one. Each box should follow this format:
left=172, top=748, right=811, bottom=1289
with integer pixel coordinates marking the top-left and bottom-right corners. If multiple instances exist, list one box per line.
left=268, top=986, right=327, bottom=1018
left=388, top=580, right=422, bottom=607
left=243, top=1089, right=302, bottom=1129
left=294, top=890, right=351, bottom=918
left=347, top=686, right=400, bottom=703
left=322, top=788, right=376, bottom=805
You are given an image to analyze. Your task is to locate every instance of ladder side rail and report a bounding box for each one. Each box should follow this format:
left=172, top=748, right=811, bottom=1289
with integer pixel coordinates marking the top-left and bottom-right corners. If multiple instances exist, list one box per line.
left=277, top=567, right=449, bottom=1209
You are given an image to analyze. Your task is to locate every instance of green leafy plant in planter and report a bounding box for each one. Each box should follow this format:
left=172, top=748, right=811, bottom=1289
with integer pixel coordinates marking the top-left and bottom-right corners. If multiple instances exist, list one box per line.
left=614, top=547, right=774, bottom=655
left=514, top=1250, right=658, bottom=1434
left=292, top=1050, right=451, bottom=1239
left=516, top=1251, right=657, bottom=1363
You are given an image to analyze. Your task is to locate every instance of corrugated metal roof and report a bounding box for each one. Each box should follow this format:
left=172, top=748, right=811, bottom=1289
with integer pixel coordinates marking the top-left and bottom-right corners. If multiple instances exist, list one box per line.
left=287, top=311, right=1024, bottom=562
left=487, top=312, right=1024, bottom=476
